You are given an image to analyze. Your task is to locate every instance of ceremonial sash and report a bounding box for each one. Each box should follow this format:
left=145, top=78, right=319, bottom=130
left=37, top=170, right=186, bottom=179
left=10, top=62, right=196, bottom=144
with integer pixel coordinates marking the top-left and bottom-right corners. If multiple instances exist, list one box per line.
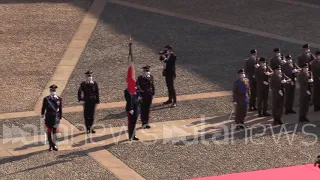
left=46, top=97, right=60, bottom=125
left=236, top=80, right=248, bottom=106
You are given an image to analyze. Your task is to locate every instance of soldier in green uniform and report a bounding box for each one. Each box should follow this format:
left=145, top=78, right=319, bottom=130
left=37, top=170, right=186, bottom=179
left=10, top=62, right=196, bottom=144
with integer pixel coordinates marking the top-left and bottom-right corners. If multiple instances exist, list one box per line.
left=298, top=63, right=313, bottom=122
left=311, top=51, right=320, bottom=111
left=245, top=49, right=259, bottom=111
left=271, top=65, right=291, bottom=125
left=232, top=69, right=250, bottom=129
left=282, top=55, right=300, bottom=114
left=255, top=58, right=273, bottom=117
left=298, top=44, right=316, bottom=67
left=270, top=48, right=282, bottom=70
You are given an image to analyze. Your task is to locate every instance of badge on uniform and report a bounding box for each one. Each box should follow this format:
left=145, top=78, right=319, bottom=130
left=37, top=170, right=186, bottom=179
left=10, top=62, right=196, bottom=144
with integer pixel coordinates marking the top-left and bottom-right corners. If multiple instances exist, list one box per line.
left=307, top=90, right=311, bottom=95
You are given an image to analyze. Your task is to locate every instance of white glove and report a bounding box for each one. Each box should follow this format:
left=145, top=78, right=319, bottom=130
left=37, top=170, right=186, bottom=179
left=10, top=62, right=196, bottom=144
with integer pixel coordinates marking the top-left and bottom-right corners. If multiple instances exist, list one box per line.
left=279, top=90, right=283, bottom=96
left=138, top=96, right=142, bottom=101
left=307, top=90, right=311, bottom=95
left=292, top=69, right=298, bottom=73
left=255, top=64, right=260, bottom=68
left=281, top=79, right=287, bottom=83
left=308, top=79, right=314, bottom=83
left=79, top=101, right=85, bottom=104
left=265, top=72, right=270, bottom=76
left=129, top=110, right=134, bottom=115
left=233, top=102, right=237, bottom=106
left=40, top=115, right=45, bottom=121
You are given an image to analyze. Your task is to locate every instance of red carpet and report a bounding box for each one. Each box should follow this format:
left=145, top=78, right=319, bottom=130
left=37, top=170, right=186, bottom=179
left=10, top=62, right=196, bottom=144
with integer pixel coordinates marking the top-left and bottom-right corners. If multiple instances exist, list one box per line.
left=189, top=164, right=320, bottom=180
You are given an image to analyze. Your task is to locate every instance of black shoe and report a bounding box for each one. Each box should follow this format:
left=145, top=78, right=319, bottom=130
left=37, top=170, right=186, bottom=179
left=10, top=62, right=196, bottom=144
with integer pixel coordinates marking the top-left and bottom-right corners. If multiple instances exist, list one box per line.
left=132, top=136, right=139, bottom=141
left=299, top=116, right=309, bottom=123
left=52, top=145, right=58, bottom=151
left=285, top=110, right=290, bottom=115
left=314, top=107, right=320, bottom=112
left=258, top=114, right=263, bottom=117
left=248, top=107, right=255, bottom=112
left=142, top=124, right=151, bottom=129
left=263, top=112, right=271, bottom=116
left=289, top=109, right=296, bottom=114
left=163, top=100, right=172, bottom=105
left=90, top=129, right=96, bottom=134
left=253, top=107, right=257, bottom=111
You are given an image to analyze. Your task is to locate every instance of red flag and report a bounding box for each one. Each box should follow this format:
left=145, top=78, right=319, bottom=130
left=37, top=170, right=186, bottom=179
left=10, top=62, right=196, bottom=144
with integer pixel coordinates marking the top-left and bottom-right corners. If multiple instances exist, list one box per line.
left=127, top=38, right=136, bottom=94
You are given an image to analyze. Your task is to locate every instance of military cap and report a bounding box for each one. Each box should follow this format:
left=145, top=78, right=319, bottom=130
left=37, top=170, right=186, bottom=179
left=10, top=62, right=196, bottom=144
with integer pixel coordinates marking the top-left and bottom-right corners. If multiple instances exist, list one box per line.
left=85, top=70, right=93, bottom=75
left=273, top=48, right=280, bottom=52
left=303, top=44, right=310, bottom=48
left=316, top=51, right=320, bottom=55
left=49, top=84, right=58, bottom=89
left=285, top=55, right=292, bottom=59
left=142, top=65, right=151, bottom=70
left=301, top=63, right=309, bottom=68
left=259, top=57, right=266, bottom=62
left=250, top=49, right=257, bottom=54
left=237, top=69, right=245, bottom=74
left=164, top=45, right=173, bottom=50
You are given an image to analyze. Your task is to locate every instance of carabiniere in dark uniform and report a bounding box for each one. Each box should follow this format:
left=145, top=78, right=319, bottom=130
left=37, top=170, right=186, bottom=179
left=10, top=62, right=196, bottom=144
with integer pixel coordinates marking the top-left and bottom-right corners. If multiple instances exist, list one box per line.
left=136, top=65, right=155, bottom=129
left=245, top=49, right=259, bottom=111
left=41, top=84, right=62, bottom=151
left=78, top=70, right=100, bottom=134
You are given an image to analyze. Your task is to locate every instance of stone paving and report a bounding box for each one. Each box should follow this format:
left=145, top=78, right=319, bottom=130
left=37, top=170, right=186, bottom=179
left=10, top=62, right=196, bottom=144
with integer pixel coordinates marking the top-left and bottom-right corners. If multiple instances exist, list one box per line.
left=2, top=0, right=320, bottom=179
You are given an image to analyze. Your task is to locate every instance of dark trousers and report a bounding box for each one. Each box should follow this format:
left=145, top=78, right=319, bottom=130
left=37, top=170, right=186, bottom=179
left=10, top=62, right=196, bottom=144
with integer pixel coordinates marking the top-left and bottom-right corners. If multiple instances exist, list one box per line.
left=46, top=125, right=57, bottom=147
left=272, top=91, right=285, bottom=120
left=285, top=84, right=295, bottom=110
left=235, top=103, right=247, bottom=124
left=126, top=111, right=138, bottom=139
left=299, top=94, right=310, bottom=117
left=84, top=102, right=96, bottom=130
left=257, top=85, right=269, bottom=114
left=141, top=94, right=153, bottom=125
left=165, top=76, right=176, bottom=103
left=313, top=81, right=320, bottom=109
left=249, top=78, right=257, bottom=108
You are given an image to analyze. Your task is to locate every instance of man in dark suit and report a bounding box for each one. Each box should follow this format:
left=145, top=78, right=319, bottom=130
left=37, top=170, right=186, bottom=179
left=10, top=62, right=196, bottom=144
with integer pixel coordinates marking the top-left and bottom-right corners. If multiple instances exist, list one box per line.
left=41, top=84, right=62, bottom=151
left=161, top=45, right=177, bottom=107
left=78, top=70, right=100, bottom=133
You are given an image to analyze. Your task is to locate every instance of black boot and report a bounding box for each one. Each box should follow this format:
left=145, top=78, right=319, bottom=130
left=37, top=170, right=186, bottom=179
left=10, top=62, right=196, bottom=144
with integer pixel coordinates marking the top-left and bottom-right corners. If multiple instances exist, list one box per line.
left=263, top=112, right=271, bottom=116
left=289, top=109, right=296, bottom=114
left=163, top=100, right=172, bottom=105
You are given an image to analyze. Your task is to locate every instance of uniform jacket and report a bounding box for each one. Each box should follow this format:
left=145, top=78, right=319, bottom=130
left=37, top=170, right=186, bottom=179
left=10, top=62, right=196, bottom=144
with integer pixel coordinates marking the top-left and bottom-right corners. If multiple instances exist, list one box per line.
left=136, top=75, right=155, bottom=96
left=298, top=53, right=316, bottom=67
left=311, top=60, right=320, bottom=81
left=298, top=71, right=311, bottom=96
left=282, top=62, right=299, bottom=81
left=245, top=57, right=258, bottom=79
left=78, top=81, right=100, bottom=103
left=255, top=65, right=273, bottom=87
left=232, top=78, right=250, bottom=105
left=270, top=56, right=281, bottom=70
left=164, top=53, right=176, bottom=77
left=124, top=89, right=139, bottom=112
left=41, top=95, right=62, bottom=126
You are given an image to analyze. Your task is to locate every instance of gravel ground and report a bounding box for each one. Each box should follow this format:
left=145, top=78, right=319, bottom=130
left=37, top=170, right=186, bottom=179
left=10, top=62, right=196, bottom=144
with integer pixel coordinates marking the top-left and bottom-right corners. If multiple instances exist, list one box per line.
left=120, top=0, right=320, bottom=44
left=294, top=0, right=320, bottom=5
left=63, top=96, right=234, bottom=129
left=109, top=121, right=320, bottom=180
left=0, top=0, right=92, bottom=113
left=0, top=116, right=43, bottom=139
left=61, top=2, right=306, bottom=106
left=0, top=149, right=117, bottom=180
